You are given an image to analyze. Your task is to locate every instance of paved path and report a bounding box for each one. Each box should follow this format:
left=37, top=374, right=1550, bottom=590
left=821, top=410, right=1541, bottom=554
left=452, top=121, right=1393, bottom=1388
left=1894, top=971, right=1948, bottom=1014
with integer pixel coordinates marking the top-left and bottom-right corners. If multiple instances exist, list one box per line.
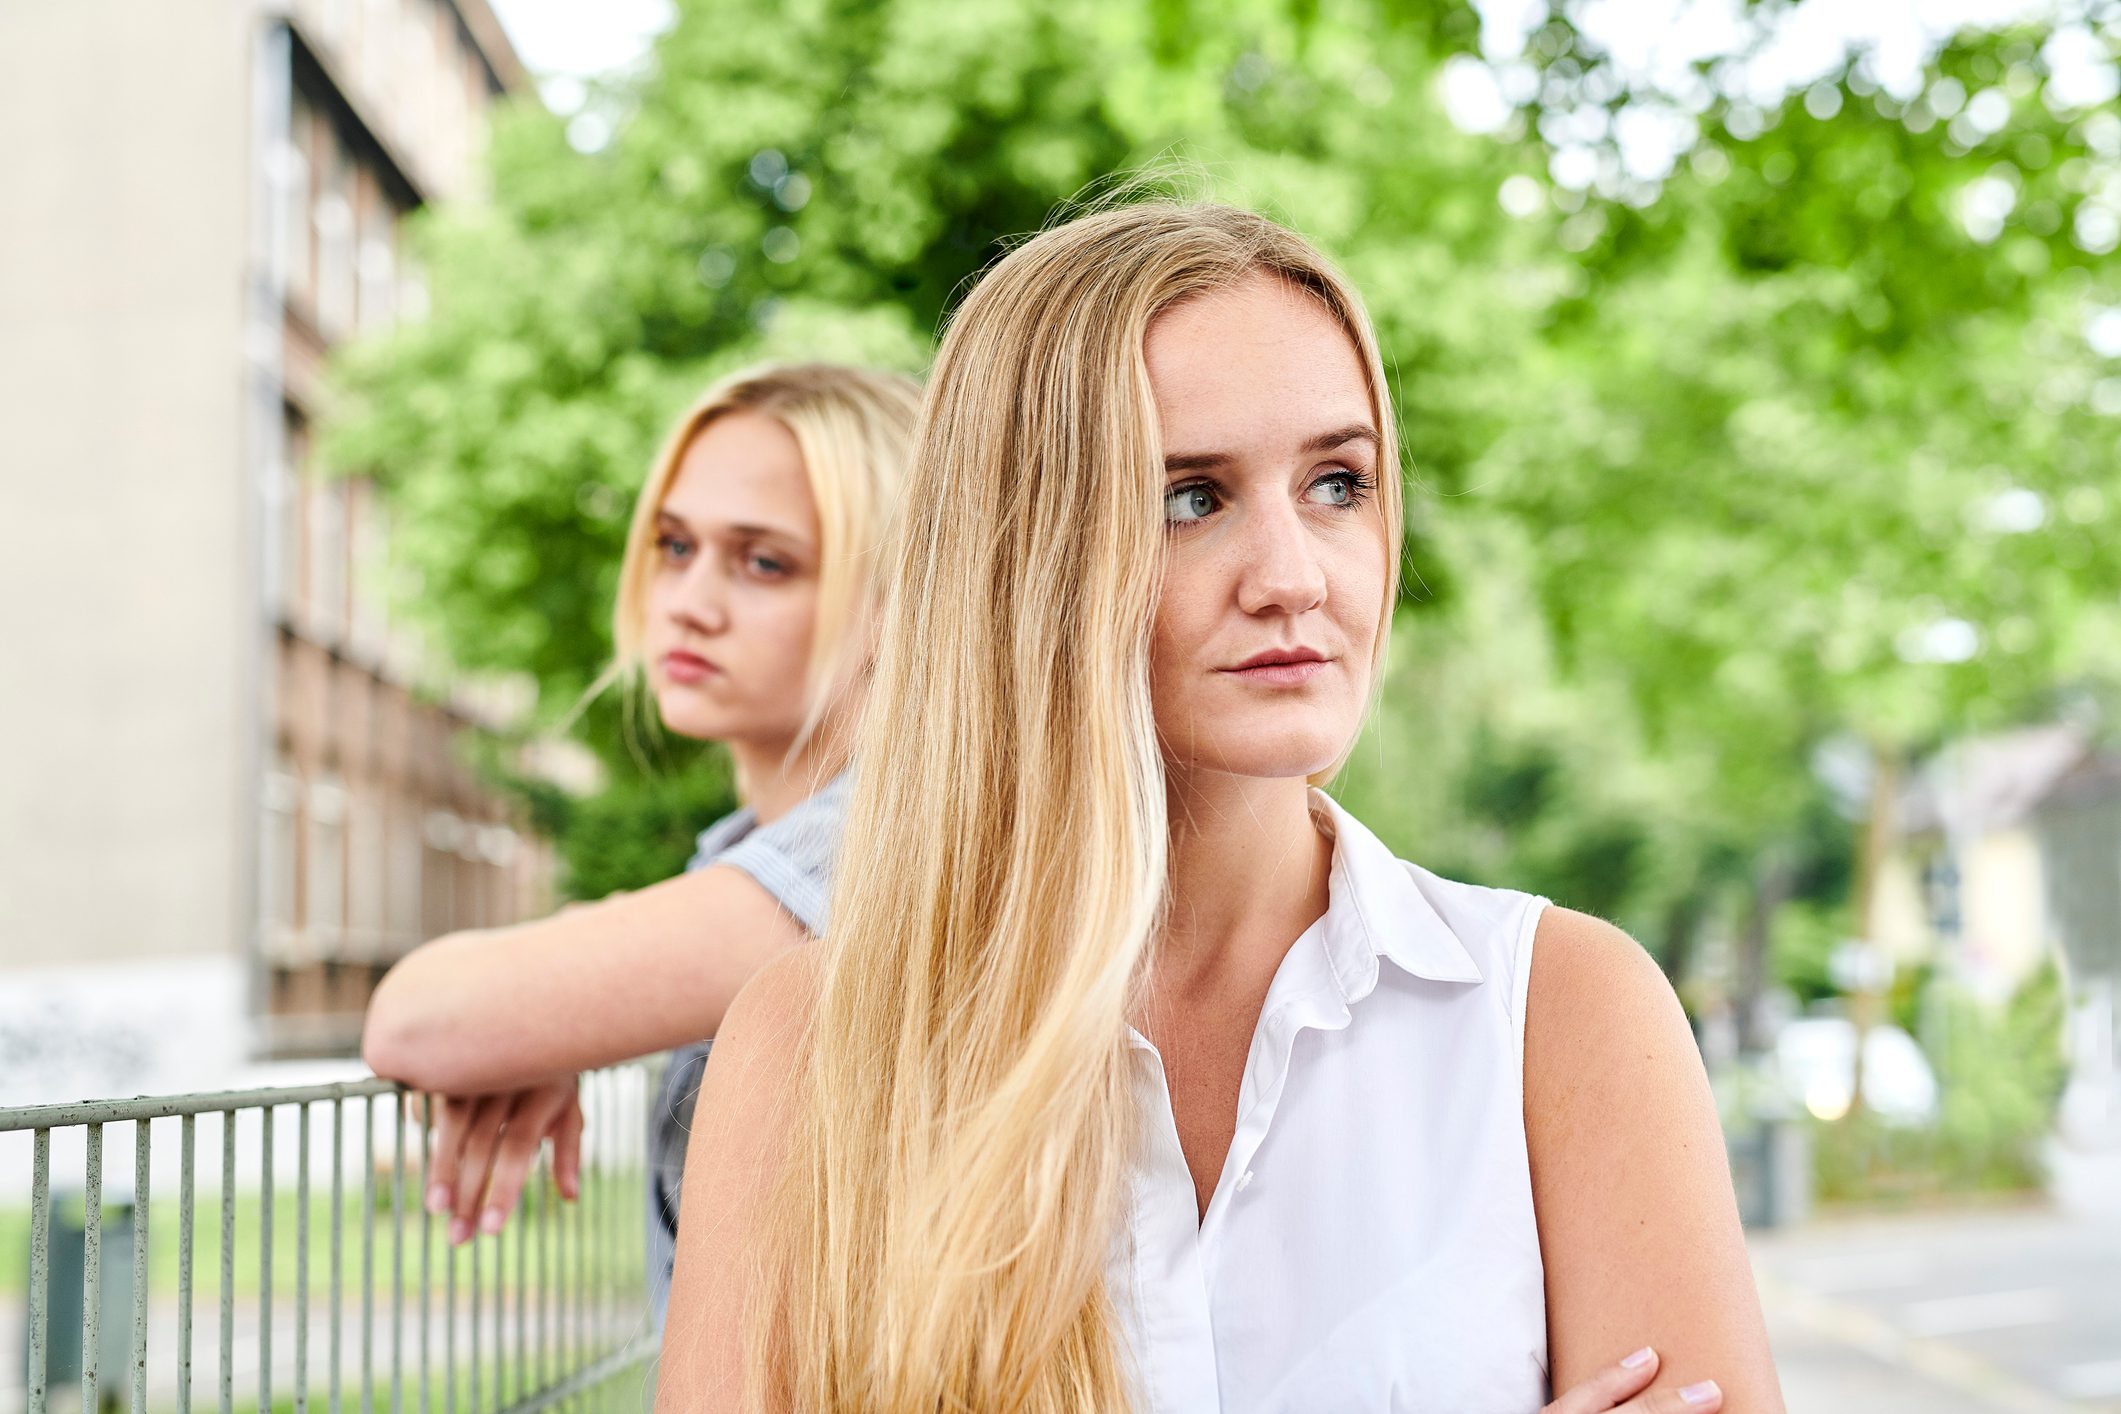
left=1753, top=1203, right=2121, bottom=1412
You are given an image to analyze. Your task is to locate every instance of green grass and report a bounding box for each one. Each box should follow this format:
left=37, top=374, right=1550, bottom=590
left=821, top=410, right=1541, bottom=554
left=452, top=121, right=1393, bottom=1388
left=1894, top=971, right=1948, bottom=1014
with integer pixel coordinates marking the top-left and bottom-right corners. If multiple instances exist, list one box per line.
left=1, top=1167, right=649, bottom=1305
left=6, top=1165, right=654, bottom=1414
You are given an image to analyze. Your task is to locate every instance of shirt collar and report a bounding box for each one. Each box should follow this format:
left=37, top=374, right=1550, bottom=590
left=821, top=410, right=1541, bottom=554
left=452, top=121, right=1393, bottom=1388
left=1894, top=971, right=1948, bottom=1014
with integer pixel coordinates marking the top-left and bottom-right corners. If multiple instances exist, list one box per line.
left=1128, top=791, right=1485, bottom=1052
left=1307, top=788, right=1484, bottom=1000
left=686, top=804, right=758, bottom=872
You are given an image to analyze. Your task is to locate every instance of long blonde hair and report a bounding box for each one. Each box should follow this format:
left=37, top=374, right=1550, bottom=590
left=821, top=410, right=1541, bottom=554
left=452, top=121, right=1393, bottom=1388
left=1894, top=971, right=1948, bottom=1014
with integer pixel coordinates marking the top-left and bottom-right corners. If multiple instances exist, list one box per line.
left=766, top=204, right=1403, bottom=1410
left=607, top=362, right=921, bottom=754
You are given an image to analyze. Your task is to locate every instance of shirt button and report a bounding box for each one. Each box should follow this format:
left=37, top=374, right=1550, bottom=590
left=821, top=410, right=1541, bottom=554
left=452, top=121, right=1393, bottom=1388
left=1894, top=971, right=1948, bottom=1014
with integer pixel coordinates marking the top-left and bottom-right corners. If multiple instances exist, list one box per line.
left=1235, top=1170, right=1255, bottom=1193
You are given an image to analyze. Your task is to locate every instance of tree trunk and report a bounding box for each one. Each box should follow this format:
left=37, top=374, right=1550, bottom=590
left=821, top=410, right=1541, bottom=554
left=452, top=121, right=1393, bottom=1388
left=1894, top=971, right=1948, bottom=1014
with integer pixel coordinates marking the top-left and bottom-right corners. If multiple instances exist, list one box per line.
left=1846, top=741, right=1904, bottom=1120
left=1736, top=848, right=1795, bottom=1055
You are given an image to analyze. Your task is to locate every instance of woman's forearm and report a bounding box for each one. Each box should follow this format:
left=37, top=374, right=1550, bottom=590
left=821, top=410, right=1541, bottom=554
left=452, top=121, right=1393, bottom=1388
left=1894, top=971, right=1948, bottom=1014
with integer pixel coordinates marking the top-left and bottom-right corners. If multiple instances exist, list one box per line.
left=360, top=864, right=808, bottom=1094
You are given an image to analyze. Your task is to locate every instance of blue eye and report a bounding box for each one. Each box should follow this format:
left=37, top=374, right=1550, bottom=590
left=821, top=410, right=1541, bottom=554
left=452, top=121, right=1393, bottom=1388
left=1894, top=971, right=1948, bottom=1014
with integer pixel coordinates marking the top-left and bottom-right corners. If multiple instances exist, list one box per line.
left=656, top=533, right=694, bottom=562
left=1305, top=468, right=1374, bottom=510
left=1165, top=483, right=1218, bottom=523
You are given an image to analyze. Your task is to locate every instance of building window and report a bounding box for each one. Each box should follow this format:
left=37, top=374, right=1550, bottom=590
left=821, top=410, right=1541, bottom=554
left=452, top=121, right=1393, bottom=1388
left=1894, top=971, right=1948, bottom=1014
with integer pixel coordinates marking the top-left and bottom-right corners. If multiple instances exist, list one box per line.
left=313, top=136, right=356, bottom=338
left=305, top=472, right=348, bottom=643
left=347, top=478, right=390, bottom=661
left=306, top=774, right=347, bottom=958
left=259, top=759, right=302, bottom=955
left=421, top=808, right=461, bottom=940
left=276, top=105, right=314, bottom=306
left=271, top=408, right=307, bottom=619
left=345, top=775, right=388, bottom=962
left=357, top=227, right=397, bottom=332
left=388, top=788, right=424, bottom=952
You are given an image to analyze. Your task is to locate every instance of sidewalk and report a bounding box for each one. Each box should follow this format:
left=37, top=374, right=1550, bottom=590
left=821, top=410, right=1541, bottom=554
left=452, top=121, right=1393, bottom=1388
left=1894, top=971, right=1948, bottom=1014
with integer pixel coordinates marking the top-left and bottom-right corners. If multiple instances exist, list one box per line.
left=1753, top=1203, right=2121, bottom=1413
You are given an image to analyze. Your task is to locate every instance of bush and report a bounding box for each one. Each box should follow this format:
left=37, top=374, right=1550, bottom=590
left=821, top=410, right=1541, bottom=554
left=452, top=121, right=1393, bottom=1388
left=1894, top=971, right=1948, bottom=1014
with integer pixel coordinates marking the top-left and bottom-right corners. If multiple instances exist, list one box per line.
left=1812, top=959, right=2069, bottom=1205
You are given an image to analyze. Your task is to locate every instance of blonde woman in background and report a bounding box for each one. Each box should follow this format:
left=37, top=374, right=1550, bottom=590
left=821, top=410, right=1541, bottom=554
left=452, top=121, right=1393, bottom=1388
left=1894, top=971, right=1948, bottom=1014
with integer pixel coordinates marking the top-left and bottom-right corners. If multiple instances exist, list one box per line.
left=659, top=207, right=1784, bottom=1412
left=361, top=362, right=918, bottom=1324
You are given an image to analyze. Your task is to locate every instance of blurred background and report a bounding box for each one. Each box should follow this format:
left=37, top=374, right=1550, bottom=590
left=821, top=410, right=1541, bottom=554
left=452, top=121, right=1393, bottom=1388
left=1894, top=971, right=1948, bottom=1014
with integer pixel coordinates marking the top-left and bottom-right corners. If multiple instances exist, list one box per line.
left=1, top=0, right=2118, bottom=1409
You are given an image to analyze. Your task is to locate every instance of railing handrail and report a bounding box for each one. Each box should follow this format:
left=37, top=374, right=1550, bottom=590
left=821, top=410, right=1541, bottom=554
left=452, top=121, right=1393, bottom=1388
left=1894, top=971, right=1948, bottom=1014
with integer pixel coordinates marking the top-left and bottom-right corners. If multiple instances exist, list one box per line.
left=6, top=1064, right=658, bottom=1414
left=0, top=1077, right=402, bottom=1134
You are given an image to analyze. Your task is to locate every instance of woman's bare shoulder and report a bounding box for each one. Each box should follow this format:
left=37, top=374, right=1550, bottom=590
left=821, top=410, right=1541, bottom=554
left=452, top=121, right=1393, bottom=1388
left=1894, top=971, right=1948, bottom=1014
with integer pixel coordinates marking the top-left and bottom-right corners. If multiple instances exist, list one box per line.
left=1522, top=903, right=1715, bottom=1191
left=1522, top=906, right=1784, bottom=1409
left=1527, top=905, right=1687, bottom=1039
left=656, top=945, right=821, bottom=1414
left=713, top=942, right=823, bottom=1078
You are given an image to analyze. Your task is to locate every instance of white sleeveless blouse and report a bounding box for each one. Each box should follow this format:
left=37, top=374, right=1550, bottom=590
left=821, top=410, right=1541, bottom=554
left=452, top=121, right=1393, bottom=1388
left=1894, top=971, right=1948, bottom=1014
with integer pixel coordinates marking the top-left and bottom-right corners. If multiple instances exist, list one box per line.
left=1113, top=790, right=1552, bottom=1412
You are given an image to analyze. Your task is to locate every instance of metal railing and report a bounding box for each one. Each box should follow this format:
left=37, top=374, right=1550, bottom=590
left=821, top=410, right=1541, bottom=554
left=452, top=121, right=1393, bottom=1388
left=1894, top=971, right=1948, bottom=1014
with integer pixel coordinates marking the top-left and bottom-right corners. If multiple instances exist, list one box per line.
left=1, top=1067, right=655, bottom=1414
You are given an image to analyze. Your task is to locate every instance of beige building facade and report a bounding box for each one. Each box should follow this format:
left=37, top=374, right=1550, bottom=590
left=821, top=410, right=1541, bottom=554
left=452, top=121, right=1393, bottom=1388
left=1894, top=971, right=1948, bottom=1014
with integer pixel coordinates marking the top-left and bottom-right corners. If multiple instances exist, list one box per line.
left=0, top=0, right=550, bottom=1075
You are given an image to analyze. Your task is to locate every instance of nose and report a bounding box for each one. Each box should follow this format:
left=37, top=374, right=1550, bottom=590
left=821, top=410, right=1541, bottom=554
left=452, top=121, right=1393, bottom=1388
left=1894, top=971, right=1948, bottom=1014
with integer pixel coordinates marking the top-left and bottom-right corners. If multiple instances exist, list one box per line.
left=665, top=555, right=730, bottom=636
left=1234, top=499, right=1327, bottom=617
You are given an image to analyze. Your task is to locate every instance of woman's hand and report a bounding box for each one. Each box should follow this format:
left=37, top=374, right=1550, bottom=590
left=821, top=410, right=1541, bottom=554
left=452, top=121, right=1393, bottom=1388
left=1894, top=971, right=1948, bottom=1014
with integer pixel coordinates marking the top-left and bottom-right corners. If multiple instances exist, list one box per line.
left=421, top=1078, right=583, bottom=1244
left=1542, top=1347, right=1722, bottom=1413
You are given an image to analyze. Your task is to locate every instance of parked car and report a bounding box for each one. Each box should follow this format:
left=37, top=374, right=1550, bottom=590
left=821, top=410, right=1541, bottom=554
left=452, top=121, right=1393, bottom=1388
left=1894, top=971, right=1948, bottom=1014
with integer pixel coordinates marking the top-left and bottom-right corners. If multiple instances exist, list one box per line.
left=1774, top=1016, right=1940, bottom=1124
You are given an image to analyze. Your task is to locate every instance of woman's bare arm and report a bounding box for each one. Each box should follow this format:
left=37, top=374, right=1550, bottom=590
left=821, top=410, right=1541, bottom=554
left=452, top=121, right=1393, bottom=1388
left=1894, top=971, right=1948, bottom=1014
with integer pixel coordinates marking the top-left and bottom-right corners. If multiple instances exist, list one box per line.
left=361, top=863, right=807, bottom=1095
left=1526, top=906, right=1784, bottom=1411
left=656, top=948, right=815, bottom=1414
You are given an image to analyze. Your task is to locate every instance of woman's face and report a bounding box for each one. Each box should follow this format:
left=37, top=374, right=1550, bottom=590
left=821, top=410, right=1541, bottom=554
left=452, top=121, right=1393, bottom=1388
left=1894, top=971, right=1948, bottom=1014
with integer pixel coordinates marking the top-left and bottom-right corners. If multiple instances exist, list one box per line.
left=643, top=410, right=822, bottom=749
left=1144, top=272, right=1390, bottom=783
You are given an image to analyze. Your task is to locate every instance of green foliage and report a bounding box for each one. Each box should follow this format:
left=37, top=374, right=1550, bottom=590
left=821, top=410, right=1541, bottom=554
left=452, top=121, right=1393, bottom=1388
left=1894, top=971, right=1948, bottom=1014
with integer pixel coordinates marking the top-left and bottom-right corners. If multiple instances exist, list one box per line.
left=1770, top=899, right=1845, bottom=1005
left=1494, top=12, right=2121, bottom=787
left=513, top=738, right=737, bottom=902
left=329, top=0, right=1555, bottom=893
left=1929, top=957, right=2070, bottom=1169
left=1813, top=960, right=2071, bottom=1203
left=328, top=0, right=1538, bottom=734
left=326, top=0, right=2121, bottom=924
left=1336, top=514, right=1753, bottom=966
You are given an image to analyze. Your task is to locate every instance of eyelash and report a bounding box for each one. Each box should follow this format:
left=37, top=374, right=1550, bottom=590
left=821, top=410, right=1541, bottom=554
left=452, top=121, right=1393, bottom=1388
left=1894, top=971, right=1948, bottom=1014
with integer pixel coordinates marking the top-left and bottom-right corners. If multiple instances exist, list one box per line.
left=1316, top=466, right=1376, bottom=507
left=1165, top=466, right=1377, bottom=525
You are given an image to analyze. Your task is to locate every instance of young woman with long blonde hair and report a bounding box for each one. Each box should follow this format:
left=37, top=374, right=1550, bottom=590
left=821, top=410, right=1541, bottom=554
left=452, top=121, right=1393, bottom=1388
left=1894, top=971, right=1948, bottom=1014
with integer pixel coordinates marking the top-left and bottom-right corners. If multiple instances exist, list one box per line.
left=361, top=361, right=917, bottom=1322
left=658, top=206, right=1783, bottom=1412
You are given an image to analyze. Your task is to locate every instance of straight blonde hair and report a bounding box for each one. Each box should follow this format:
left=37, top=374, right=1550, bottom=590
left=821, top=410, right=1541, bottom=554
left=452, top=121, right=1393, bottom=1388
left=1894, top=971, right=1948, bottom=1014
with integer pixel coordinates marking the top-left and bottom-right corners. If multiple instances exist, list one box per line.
left=607, top=362, right=921, bottom=756
left=763, top=203, right=1403, bottom=1410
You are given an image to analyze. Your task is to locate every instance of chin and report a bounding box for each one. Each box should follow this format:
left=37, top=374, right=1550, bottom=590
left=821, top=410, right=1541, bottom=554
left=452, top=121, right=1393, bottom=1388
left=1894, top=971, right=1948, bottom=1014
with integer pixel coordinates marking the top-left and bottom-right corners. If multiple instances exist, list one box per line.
left=1177, top=731, right=1353, bottom=782
left=651, top=691, right=730, bottom=744
left=1165, top=698, right=1360, bottom=781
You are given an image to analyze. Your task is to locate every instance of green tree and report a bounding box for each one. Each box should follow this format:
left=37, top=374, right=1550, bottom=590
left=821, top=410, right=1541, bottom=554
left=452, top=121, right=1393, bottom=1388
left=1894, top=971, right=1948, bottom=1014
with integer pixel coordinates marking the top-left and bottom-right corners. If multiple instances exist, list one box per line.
left=327, top=0, right=2121, bottom=1014
left=327, top=0, right=1555, bottom=893
left=1468, top=7, right=2121, bottom=1030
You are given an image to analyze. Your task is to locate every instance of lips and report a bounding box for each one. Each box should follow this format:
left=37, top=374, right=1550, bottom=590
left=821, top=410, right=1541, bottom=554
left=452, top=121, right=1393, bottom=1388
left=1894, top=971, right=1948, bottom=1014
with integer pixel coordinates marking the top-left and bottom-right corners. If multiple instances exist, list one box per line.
left=661, top=649, right=717, bottom=685
left=1219, top=647, right=1331, bottom=686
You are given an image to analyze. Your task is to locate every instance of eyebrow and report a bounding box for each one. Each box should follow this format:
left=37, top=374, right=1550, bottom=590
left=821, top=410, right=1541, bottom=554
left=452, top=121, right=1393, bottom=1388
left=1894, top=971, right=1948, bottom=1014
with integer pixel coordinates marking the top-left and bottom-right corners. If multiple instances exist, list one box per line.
left=1163, top=422, right=1380, bottom=473
left=655, top=509, right=804, bottom=542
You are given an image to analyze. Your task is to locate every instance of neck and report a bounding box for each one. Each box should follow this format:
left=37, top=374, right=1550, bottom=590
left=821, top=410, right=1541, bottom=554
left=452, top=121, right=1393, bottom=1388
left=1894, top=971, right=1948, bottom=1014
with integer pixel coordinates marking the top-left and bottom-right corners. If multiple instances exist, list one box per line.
left=1154, top=770, right=1331, bottom=996
left=727, top=727, right=840, bottom=824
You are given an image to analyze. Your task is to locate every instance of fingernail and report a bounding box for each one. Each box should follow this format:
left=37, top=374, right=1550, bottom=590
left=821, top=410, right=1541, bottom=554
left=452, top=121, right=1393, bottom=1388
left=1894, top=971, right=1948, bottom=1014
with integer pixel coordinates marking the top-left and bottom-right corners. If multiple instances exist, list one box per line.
left=1680, top=1381, right=1720, bottom=1406
left=447, top=1217, right=470, bottom=1246
left=425, top=1184, right=449, bottom=1215
left=480, top=1207, right=504, bottom=1235
left=1621, top=1346, right=1655, bottom=1369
